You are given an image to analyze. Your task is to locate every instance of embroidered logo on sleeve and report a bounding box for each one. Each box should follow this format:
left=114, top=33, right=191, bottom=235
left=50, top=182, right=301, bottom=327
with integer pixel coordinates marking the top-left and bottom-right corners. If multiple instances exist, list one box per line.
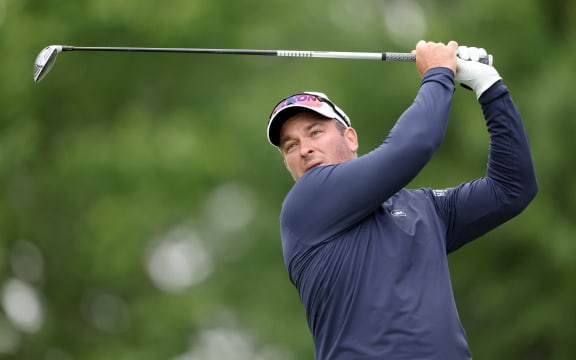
left=433, top=189, right=447, bottom=197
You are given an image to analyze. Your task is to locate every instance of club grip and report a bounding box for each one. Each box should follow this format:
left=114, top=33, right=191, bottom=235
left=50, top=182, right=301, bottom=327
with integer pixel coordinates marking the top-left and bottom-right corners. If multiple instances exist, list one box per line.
left=382, top=52, right=416, bottom=62
left=383, top=52, right=491, bottom=65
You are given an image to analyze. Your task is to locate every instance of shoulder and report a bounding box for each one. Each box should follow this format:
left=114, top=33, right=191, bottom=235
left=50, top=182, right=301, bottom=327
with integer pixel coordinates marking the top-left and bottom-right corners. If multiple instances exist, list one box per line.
left=281, top=164, right=345, bottom=212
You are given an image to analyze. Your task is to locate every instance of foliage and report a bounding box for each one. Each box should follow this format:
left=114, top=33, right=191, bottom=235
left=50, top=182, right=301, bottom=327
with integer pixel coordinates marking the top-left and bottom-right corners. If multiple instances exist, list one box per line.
left=1, top=0, right=575, bottom=358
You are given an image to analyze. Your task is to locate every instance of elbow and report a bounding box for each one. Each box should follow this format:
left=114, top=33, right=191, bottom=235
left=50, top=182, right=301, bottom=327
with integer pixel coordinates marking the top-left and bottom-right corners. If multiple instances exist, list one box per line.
left=505, top=175, right=539, bottom=215
left=421, top=136, right=444, bottom=161
left=528, top=176, right=539, bottom=200
left=522, top=168, right=539, bottom=205
left=401, top=139, right=439, bottom=169
left=488, top=159, right=538, bottom=215
left=413, top=127, right=444, bottom=159
left=384, top=127, right=443, bottom=166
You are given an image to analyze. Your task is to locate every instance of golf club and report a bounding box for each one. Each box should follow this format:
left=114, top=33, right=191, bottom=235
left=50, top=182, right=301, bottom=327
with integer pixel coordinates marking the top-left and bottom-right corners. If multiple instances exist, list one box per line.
left=33, top=45, right=492, bottom=83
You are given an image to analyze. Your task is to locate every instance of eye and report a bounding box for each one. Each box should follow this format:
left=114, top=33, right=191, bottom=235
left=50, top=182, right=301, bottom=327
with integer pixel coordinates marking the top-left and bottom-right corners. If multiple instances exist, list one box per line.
left=311, top=129, right=323, bottom=137
left=283, top=141, right=297, bottom=153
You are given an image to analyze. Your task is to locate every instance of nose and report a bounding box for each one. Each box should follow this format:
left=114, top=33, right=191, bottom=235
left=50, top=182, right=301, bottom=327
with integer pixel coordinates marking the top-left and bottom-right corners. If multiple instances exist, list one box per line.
left=299, top=138, right=314, bottom=157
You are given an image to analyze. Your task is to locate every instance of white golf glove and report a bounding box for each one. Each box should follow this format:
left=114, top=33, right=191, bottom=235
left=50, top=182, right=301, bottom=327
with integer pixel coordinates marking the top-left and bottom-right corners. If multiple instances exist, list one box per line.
left=455, top=46, right=502, bottom=99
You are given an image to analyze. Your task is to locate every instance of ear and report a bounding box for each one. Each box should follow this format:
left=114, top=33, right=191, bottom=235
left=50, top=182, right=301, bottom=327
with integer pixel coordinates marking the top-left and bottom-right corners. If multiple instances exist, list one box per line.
left=344, top=127, right=359, bottom=154
left=283, top=157, right=298, bottom=181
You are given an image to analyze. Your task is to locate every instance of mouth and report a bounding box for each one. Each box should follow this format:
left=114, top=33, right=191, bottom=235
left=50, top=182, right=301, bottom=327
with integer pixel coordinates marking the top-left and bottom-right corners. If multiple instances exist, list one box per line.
left=305, top=161, right=323, bottom=172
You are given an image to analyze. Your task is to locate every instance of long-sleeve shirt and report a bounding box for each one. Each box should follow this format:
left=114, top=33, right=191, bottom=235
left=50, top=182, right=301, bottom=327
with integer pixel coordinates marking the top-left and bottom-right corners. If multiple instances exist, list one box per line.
left=278, top=68, right=538, bottom=360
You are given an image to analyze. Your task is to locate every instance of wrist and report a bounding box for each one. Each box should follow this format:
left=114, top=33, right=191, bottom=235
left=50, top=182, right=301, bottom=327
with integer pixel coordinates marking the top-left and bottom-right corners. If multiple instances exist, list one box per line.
left=424, top=66, right=455, bottom=78
left=421, top=67, right=456, bottom=92
left=478, top=80, right=506, bottom=103
left=474, top=74, right=502, bottom=99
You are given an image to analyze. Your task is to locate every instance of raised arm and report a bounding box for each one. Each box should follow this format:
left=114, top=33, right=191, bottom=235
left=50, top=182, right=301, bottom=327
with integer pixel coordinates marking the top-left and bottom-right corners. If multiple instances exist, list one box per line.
left=438, top=47, right=538, bottom=252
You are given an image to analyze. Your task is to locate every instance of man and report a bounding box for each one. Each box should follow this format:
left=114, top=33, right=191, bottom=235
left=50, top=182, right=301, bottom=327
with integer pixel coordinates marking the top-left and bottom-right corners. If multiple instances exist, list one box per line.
left=266, top=40, right=538, bottom=359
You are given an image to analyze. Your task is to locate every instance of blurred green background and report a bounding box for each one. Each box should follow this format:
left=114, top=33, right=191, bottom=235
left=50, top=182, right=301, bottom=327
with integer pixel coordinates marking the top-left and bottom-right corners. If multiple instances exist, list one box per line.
left=1, top=0, right=575, bottom=359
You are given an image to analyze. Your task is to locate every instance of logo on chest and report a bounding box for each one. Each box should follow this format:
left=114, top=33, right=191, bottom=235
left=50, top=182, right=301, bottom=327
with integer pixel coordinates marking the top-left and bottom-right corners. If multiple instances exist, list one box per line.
left=390, top=209, right=407, bottom=217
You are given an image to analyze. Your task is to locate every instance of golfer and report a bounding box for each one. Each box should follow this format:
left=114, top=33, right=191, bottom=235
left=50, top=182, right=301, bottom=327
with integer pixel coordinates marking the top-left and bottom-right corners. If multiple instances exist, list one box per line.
left=266, top=40, right=537, bottom=359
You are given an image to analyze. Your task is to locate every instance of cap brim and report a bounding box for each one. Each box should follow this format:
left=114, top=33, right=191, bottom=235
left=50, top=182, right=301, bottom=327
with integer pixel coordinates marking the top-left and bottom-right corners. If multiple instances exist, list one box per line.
left=267, top=105, right=337, bottom=147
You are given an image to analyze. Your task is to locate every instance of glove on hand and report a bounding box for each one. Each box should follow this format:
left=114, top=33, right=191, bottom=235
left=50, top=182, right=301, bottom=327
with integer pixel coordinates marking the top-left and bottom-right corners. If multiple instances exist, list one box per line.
left=455, top=46, right=502, bottom=99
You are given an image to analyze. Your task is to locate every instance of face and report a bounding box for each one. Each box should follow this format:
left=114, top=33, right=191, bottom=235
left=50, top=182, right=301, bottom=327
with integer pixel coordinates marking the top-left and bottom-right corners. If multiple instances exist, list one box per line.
left=279, top=112, right=358, bottom=181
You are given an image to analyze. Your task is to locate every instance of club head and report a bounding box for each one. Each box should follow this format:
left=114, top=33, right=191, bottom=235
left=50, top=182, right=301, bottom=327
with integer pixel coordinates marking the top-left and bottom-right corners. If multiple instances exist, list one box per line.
left=33, top=46, right=62, bottom=83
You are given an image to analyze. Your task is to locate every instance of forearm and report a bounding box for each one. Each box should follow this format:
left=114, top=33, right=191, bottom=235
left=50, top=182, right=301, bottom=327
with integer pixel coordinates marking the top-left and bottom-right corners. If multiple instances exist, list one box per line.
left=371, top=67, right=455, bottom=194
left=480, top=81, right=538, bottom=207
left=386, top=67, right=455, bottom=156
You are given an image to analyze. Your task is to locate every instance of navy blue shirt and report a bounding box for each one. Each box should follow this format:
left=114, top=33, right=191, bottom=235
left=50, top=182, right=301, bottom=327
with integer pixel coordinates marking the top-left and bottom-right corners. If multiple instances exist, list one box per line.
left=279, top=68, right=537, bottom=359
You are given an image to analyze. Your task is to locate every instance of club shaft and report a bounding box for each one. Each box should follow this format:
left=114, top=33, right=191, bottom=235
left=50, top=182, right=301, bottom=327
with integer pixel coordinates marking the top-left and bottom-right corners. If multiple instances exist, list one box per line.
left=61, top=46, right=416, bottom=62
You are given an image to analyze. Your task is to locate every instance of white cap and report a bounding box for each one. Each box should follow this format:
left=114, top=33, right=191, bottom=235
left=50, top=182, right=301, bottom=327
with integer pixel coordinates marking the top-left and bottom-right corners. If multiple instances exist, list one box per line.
left=267, top=91, right=351, bottom=147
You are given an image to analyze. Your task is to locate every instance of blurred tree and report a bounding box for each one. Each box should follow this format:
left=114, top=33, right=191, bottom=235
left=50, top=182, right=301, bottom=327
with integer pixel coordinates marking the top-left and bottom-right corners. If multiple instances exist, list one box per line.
left=0, top=0, right=575, bottom=359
